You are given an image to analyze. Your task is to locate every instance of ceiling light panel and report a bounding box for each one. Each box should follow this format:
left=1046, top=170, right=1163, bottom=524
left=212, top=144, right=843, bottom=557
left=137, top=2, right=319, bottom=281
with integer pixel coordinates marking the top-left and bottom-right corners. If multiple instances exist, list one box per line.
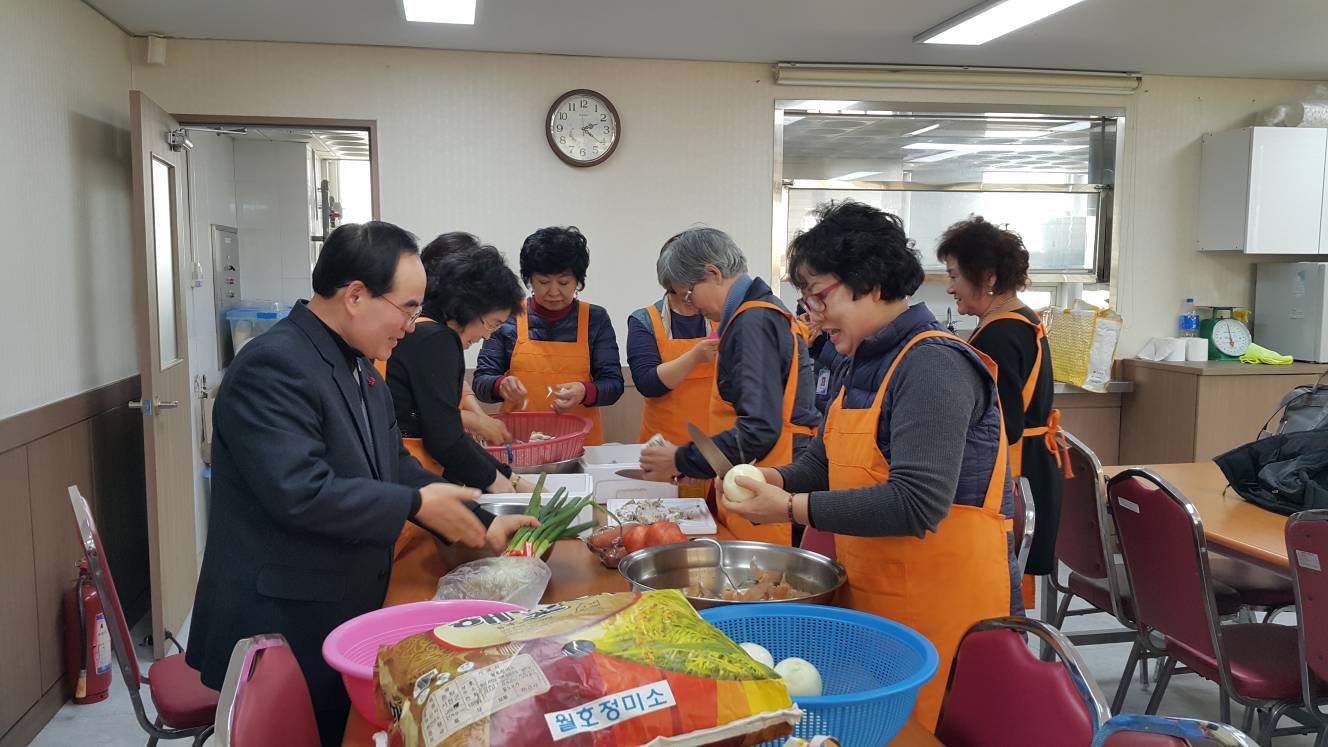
left=916, top=0, right=1089, bottom=46
left=403, top=0, right=477, bottom=25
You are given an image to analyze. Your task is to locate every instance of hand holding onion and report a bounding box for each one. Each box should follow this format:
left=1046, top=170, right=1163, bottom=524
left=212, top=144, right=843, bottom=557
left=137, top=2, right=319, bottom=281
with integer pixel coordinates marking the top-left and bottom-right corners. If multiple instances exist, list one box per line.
left=717, top=466, right=795, bottom=525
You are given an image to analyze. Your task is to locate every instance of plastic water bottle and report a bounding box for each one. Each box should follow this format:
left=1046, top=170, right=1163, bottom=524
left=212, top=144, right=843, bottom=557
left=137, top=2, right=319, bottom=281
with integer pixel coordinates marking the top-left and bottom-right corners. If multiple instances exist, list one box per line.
left=1179, top=298, right=1200, bottom=337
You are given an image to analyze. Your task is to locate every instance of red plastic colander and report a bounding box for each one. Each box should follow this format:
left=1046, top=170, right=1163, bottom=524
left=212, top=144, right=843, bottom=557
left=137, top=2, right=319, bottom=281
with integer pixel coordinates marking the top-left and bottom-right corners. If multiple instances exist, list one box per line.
left=484, top=412, right=592, bottom=467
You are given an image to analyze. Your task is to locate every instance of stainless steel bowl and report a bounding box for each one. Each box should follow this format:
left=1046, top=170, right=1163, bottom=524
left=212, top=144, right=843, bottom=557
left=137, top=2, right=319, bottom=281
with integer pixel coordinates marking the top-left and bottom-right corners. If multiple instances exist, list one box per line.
left=476, top=503, right=552, bottom=560
left=511, top=454, right=584, bottom=475
left=617, top=540, right=846, bottom=609
left=483, top=502, right=532, bottom=516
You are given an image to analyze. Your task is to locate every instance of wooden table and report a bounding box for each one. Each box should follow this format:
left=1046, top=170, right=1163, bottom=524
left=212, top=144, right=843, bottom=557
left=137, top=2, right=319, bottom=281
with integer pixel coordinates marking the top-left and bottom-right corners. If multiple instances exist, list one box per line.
left=1104, top=462, right=1290, bottom=573
left=344, top=525, right=939, bottom=746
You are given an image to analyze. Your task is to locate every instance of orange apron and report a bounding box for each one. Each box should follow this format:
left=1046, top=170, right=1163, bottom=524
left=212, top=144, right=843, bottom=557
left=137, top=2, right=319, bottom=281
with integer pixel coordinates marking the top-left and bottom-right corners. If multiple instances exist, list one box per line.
left=826, top=330, right=1012, bottom=730
left=502, top=301, right=604, bottom=445
left=638, top=302, right=716, bottom=445
left=709, top=301, right=814, bottom=545
left=970, top=312, right=1073, bottom=479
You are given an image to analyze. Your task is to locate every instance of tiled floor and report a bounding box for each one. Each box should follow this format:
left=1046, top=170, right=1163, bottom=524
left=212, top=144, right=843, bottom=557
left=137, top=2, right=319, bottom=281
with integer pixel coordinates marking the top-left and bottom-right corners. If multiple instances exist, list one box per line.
left=29, top=591, right=1321, bottom=745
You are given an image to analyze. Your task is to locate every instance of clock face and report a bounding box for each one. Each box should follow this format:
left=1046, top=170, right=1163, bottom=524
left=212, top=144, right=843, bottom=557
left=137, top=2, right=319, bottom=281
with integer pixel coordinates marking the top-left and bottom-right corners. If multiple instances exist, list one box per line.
left=1212, top=318, right=1252, bottom=356
left=546, top=89, right=620, bottom=167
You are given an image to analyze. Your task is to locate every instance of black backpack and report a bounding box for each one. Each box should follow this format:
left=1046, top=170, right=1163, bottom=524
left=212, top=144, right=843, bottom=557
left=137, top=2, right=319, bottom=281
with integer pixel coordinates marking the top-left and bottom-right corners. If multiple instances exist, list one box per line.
left=1214, top=428, right=1328, bottom=515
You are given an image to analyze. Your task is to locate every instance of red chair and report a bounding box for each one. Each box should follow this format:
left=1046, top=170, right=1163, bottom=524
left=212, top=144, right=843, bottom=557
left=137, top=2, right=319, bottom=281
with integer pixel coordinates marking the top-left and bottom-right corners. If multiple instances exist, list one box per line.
left=1049, top=434, right=1267, bottom=712
left=1091, top=714, right=1258, bottom=746
left=211, top=634, right=320, bottom=747
left=1013, top=476, right=1036, bottom=575
left=935, top=616, right=1110, bottom=747
left=1286, top=509, right=1328, bottom=746
left=66, top=486, right=218, bottom=745
left=1107, top=470, right=1318, bottom=745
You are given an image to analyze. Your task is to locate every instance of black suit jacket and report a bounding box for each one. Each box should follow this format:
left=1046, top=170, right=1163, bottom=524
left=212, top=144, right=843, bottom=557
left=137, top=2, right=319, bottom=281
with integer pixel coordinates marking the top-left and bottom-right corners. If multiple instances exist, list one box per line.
left=185, top=302, right=451, bottom=714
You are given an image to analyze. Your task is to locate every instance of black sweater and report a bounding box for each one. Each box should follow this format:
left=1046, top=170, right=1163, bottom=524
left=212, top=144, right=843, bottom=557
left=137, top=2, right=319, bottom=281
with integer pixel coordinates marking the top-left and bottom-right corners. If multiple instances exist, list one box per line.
left=387, top=321, right=512, bottom=490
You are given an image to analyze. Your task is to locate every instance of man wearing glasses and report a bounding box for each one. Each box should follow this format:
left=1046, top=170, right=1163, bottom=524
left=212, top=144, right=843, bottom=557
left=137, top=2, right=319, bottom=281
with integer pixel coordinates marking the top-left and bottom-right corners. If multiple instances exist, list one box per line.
left=638, top=227, right=818, bottom=547
left=185, top=221, right=535, bottom=746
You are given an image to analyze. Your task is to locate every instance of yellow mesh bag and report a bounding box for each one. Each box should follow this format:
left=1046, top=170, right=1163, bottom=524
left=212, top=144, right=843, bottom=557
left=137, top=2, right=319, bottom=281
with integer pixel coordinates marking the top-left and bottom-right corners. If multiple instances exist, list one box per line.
left=1044, top=304, right=1122, bottom=393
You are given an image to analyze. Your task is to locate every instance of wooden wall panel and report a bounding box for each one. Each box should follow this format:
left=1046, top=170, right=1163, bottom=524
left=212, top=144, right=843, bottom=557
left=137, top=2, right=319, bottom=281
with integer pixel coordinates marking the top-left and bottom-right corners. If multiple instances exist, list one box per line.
left=600, top=384, right=645, bottom=445
left=1055, top=392, right=1122, bottom=466
left=1194, top=372, right=1325, bottom=461
left=0, top=448, right=41, bottom=736
left=26, top=423, right=95, bottom=692
left=89, top=405, right=150, bottom=627
left=1119, top=365, right=1200, bottom=464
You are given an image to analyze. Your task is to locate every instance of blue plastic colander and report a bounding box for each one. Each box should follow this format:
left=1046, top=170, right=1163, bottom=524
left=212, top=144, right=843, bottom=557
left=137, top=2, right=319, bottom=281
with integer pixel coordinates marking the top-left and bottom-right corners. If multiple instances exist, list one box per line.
left=701, top=603, right=938, bottom=746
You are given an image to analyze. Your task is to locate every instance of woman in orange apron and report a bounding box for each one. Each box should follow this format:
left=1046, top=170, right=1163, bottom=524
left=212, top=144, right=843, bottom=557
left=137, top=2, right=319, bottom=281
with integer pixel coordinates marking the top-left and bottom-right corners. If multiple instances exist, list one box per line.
left=719, top=202, right=1018, bottom=730
left=638, top=228, right=819, bottom=546
left=938, top=217, right=1070, bottom=610
left=626, top=295, right=717, bottom=445
left=472, top=226, right=623, bottom=446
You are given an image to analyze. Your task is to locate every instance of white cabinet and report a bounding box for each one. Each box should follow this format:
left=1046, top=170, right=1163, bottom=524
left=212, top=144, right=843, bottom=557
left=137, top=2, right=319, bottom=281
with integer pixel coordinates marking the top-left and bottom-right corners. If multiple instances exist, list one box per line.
left=1199, top=127, right=1328, bottom=254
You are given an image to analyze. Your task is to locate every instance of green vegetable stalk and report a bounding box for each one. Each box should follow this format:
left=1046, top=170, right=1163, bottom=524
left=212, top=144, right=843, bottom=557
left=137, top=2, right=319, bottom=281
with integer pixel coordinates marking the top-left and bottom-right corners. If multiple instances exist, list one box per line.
left=504, top=474, right=595, bottom=557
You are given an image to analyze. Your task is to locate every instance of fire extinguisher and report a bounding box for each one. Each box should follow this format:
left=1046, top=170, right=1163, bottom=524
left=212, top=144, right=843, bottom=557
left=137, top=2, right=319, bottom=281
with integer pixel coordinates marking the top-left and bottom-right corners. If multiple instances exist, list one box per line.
left=62, top=560, right=112, bottom=703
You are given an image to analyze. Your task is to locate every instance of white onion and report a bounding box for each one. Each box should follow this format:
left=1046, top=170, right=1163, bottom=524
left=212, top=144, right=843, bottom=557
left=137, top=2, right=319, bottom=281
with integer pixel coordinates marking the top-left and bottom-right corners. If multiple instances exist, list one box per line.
left=774, top=657, right=823, bottom=697
left=723, top=464, right=766, bottom=503
left=739, top=642, right=775, bottom=668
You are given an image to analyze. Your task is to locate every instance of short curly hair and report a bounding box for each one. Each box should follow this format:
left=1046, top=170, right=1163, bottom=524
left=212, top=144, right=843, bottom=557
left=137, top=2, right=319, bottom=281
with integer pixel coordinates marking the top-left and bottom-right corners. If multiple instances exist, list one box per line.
left=935, top=216, right=1030, bottom=295
left=785, top=200, right=924, bottom=302
left=420, top=233, right=525, bottom=327
left=519, top=226, right=589, bottom=290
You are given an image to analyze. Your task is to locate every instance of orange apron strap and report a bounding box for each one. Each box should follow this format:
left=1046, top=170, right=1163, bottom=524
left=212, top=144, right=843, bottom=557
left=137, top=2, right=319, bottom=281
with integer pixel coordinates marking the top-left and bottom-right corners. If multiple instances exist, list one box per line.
left=515, top=303, right=531, bottom=342
left=575, top=299, right=590, bottom=343
left=971, top=311, right=1043, bottom=411
left=646, top=302, right=667, bottom=340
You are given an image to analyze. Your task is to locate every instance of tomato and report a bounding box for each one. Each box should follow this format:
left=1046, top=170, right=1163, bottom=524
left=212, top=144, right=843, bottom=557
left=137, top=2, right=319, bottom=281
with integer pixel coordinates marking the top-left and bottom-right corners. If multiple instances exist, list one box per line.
left=645, top=521, right=686, bottom=547
left=623, top=524, right=650, bottom=554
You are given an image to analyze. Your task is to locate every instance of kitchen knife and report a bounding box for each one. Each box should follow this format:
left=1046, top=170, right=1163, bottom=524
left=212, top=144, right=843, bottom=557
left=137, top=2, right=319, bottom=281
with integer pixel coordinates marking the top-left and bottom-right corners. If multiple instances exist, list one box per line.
left=614, top=468, right=647, bottom=480
left=687, top=422, right=735, bottom=479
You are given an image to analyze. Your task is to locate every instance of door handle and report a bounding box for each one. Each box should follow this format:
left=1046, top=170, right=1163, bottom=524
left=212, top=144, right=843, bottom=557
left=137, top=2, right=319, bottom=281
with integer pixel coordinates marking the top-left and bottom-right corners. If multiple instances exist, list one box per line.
left=128, top=399, right=179, bottom=416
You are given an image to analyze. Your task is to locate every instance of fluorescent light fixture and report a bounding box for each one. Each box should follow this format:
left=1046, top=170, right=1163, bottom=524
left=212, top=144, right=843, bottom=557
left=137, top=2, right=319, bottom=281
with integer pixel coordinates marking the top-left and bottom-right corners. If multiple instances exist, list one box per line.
left=902, top=142, right=1085, bottom=153
left=981, top=130, right=1049, bottom=138
left=916, top=0, right=1089, bottom=45
left=828, top=171, right=882, bottom=181
left=403, top=0, right=476, bottom=24
left=1051, top=120, right=1094, bottom=132
left=908, top=151, right=966, bottom=163
left=905, top=123, right=941, bottom=137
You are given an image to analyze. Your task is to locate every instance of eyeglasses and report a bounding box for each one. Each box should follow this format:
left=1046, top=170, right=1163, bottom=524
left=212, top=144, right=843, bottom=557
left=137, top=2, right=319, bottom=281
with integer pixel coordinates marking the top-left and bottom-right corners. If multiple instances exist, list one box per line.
left=800, top=281, right=843, bottom=313
left=377, top=295, right=423, bottom=324
left=480, top=316, right=505, bottom=333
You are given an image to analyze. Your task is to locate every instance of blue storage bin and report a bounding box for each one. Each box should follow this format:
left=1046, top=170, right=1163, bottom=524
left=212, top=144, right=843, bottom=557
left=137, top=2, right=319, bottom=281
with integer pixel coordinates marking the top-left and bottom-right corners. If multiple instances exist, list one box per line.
left=226, top=304, right=290, bottom=352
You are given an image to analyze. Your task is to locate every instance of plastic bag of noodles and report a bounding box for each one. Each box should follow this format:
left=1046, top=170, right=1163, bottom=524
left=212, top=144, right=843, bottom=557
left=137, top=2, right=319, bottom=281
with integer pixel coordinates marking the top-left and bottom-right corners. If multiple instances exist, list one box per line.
left=375, top=590, right=800, bottom=747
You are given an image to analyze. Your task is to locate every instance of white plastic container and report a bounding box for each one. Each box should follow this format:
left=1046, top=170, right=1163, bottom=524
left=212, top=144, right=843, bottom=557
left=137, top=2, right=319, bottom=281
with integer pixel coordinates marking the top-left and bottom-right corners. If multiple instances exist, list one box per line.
left=580, top=443, right=644, bottom=467
left=480, top=473, right=595, bottom=525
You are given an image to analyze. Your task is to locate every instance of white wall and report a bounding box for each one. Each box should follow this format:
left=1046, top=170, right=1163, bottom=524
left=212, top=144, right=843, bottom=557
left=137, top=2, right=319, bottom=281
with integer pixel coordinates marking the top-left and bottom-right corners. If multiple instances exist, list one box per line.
left=1113, top=75, right=1328, bottom=350
left=0, top=0, right=134, bottom=419
left=127, top=38, right=1327, bottom=362
left=233, top=140, right=314, bottom=306
left=129, top=41, right=776, bottom=366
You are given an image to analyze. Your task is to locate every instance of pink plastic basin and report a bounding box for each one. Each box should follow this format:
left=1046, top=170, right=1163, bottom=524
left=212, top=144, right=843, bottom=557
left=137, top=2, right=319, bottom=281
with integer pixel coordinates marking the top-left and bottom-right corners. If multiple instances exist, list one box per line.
left=322, top=599, right=524, bottom=728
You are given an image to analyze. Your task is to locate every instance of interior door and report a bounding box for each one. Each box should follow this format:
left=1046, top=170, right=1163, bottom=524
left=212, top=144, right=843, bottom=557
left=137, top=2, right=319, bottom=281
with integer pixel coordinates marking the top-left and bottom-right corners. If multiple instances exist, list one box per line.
left=129, top=91, right=198, bottom=658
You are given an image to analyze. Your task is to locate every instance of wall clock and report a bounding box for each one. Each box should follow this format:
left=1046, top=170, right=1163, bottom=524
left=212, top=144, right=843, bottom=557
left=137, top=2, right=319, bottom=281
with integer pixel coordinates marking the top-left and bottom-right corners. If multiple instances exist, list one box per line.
left=546, top=89, right=620, bottom=167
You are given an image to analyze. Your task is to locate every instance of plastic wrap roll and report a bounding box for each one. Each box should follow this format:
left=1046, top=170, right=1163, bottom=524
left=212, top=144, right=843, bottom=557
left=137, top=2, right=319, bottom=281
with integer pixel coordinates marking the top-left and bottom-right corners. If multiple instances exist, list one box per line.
left=1286, top=101, right=1328, bottom=127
